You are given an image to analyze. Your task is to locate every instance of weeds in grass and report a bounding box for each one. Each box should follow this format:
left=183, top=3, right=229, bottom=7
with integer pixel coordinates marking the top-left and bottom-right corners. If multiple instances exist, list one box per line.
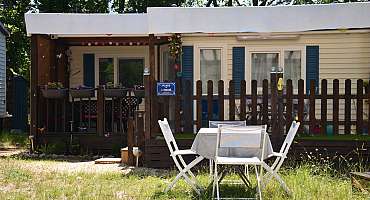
left=0, top=131, right=29, bottom=148
left=0, top=156, right=368, bottom=199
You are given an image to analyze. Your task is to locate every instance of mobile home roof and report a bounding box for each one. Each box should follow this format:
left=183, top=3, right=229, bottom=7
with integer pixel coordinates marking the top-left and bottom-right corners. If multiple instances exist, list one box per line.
left=25, top=2, right=370, bottom=36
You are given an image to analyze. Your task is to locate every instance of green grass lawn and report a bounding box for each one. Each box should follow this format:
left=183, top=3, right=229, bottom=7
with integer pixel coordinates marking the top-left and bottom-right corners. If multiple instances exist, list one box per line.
left=0, top=157, right=368, bottom=200
left=0, top=131, right=29, bottom=149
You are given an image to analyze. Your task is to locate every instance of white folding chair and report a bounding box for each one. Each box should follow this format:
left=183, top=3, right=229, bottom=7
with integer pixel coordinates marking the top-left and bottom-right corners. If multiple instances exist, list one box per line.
left=208, top=121, right=246, bottom=176
left=261, top=121, right=300, bottom=194
left=158, top=118, right=203, bottom=195
left=212, top=125, right=267, bottom=200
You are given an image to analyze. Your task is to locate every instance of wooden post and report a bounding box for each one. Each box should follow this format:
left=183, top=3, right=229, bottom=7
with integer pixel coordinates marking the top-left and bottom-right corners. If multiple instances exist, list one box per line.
left=229, top=80, right=235, bottom=120
left=298, top=79, right=304, bottom=133
left=286, top=79, right=293, bottom=134
left=175, top=78, right=181, bottom=134
left=127, top=117, right=134, bottom=166
left=270, top=74, right=278, bottom=141
left=30, top=35, right=39, bottom=141
left=184, top=80, right=192, bottom=132
left=309, top=80, right=316, bottom=134
left=218, top=80, right=224, bottom=121
left=97, top=86, right=105, bottom=136
left=333, top=79, right=339, bottom=135
left=136, top=111, right=145, bottom=165
left=321, top=79, right=327, bottom=135
left=251, top=80, right=257, bottom=124
left=345, top=79, right=351, bottom=134
left=356, top=80, right=363, bottom=134
left=240, top=80, right=246, bottom=121
left=144, top=74, right=151, bottom=141
left=207, top=80, right=213, bottom=125
left=148, top=34, right=156, bottom=137
left=196, top=80, right=202, bottom=131
left=262, top=79, right=269, bottom=126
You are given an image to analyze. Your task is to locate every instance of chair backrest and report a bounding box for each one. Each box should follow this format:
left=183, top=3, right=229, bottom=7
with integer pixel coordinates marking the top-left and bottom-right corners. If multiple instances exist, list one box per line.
left=158, top=118, right=179, bottom=155
left=216, top=125, right=267, bottom=160
left=209, top=120, right=246, bottom=128
left=279, top=121, right=300, bottom=156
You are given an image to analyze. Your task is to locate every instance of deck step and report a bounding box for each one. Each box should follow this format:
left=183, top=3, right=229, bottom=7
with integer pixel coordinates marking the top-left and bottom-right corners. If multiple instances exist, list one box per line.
left=94, top=158, right=122, bottom=164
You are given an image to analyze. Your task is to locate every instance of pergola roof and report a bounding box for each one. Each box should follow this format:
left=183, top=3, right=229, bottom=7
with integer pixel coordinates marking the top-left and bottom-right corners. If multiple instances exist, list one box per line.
left=25, top=2, right=370, bottom=37
left=25, top=13, right=148, bottom=36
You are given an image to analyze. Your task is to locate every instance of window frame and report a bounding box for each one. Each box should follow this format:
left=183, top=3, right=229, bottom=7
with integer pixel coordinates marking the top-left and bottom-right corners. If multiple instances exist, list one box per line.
left=194, top=44, right=227, bottom=95
left=94, top=53, right=148, bottom=88
left=246, top=46, right=306, bottom=93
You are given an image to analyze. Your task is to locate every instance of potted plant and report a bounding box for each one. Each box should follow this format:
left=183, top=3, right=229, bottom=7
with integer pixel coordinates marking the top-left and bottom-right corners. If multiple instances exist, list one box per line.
left=41, top=82, right=67, bottom=99
left=103, top=82, right=128, bottom=98
left=70, top=85, right=95, bottom=99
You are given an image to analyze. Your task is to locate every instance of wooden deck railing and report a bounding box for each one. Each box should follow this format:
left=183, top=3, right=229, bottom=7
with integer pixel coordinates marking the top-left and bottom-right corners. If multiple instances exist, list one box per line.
left=38, top=86, right=143, bottom=136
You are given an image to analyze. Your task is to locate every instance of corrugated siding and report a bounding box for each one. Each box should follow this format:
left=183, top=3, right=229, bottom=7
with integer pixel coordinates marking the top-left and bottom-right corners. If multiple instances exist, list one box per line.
left=0, top=34, right=6, bottom=116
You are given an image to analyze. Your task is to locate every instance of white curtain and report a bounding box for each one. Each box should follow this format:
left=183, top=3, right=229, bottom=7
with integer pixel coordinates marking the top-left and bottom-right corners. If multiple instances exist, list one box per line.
left=284, top=50, right=301, bottom=88
left=251, top=53, right=279, bottom=87
left=200, top=49, right=221, bottom=94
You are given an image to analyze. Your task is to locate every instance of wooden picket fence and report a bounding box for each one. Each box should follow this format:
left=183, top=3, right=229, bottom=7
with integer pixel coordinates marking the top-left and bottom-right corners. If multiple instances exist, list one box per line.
left=155, top=78, right=370, bottom=138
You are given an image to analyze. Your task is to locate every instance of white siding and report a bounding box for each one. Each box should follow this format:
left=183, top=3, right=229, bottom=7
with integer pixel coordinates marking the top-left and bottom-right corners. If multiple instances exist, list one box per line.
left=0, top=33, right=6, bottom=117
left=183, top=30, right=370, bottom=131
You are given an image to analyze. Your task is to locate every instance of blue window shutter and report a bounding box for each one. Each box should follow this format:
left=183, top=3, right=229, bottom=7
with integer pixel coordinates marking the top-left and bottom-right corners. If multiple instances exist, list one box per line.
left=182, top=46, right=194, bottom=82
left=232, top=47, right=245, bottom=94
left=306, top=46, right=319, bottom=94
left=83, top=54, right=95, bottom=87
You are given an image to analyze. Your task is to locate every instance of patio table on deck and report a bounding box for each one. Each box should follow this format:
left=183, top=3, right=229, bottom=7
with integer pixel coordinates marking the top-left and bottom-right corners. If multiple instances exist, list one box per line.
left=191, top=128, right=274, bottom=160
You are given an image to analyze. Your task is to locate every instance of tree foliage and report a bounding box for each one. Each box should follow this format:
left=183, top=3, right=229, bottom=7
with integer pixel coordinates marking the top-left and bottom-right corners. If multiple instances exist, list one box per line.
left=0, top=0, right=32, bottom=79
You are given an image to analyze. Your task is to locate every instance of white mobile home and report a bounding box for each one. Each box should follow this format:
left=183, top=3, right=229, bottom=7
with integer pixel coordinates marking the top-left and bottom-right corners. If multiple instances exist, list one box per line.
left=0, top=22, right=9, bottom=118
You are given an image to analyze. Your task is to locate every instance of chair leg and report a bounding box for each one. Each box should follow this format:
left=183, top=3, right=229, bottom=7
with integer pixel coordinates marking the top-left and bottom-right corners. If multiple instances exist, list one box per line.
left=215, top=164, right=220, bottom=200
left=262, top=163, right=291, bottom=195
left=255, top=165, right=262, bottom=200
left=245, top=164, right=250, bottom=180
left=212, top=163, right=217, bottom=199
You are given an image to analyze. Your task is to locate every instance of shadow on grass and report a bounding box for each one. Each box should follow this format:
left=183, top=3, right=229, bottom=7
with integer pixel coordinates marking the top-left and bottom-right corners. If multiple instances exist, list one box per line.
left=151, top=182, right=258, bottom=200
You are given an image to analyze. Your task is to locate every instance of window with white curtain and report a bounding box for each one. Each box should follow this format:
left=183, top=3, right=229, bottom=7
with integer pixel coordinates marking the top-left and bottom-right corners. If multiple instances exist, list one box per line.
left=284, top=50, right=301, bottom=88
left=251, top=53, right=279, bottom=87
left=251, top=50, right=302, bottom=88
left=200, top=49, right=221, bottom=93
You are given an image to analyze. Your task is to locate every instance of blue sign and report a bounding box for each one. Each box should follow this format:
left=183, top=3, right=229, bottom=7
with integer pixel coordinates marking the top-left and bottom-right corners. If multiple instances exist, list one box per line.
left=157, top=82, right=176, bottom=96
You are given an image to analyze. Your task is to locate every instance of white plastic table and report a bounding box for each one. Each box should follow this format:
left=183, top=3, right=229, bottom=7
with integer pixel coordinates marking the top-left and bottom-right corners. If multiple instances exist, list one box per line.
left=191, top=128, right=274, bottom=160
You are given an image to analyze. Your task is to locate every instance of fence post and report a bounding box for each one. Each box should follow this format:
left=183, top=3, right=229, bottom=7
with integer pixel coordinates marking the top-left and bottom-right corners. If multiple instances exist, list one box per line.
left=240, top=80, right=246, bottom=121
left=97, top=85, right=105, bottom=136
left=286, top=79, right=293, bottom=134
left=270, top=75, right=278, bottom=142
left=321, top=79, right=327, bottom=135
left=196, top=80, right=202, bottom=131
left=262, top=80, right=269, bottom=125
left=251, top=80, right=257, bottom=124
left=127, top=117, right=134, bottom=166
left=218, top=80, right=224, bottom=121
left=356, top=80, right=363, bottom=134
left=229, top=80, right=235, bottom=120
left=207, top=80, right=213, bottom=125
left=345, top=79, right=351, bottom=134
left=175, top=78, right=181, bottom=134
left=136, top=111, right=145, bottom=166
left=298, top=79, right=304, bottom=133
left=309, top=80, right=316, bottom=134
left=333, top=79, right=339, bottom=135
left=184, top=80, right=192, bottom=133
